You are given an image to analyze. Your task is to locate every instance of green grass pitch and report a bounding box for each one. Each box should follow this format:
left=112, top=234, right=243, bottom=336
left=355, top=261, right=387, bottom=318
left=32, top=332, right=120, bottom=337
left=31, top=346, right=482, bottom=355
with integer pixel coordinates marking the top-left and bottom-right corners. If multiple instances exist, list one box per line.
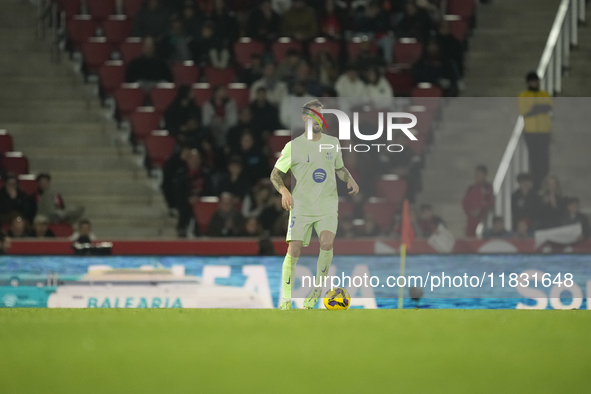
left=1, top=309, right=590, bottom=393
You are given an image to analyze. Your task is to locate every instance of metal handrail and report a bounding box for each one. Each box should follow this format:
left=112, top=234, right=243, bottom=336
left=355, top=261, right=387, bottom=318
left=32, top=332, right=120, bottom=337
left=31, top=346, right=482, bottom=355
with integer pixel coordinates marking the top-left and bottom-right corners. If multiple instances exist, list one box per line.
left=487, top=0, right=586, bottom=233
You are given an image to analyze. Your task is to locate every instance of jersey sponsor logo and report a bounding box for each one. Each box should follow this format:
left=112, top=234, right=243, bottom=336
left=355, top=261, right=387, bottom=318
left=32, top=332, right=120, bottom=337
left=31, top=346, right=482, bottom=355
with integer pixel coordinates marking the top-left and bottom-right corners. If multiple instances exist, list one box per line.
left=313, top=168, right=327, bottom=183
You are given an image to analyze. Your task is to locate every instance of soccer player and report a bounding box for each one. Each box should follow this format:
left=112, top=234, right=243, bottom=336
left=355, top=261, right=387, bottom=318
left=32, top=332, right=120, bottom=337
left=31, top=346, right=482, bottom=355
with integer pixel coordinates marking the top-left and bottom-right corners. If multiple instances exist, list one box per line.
left=270, top=99, right=359, bottom=310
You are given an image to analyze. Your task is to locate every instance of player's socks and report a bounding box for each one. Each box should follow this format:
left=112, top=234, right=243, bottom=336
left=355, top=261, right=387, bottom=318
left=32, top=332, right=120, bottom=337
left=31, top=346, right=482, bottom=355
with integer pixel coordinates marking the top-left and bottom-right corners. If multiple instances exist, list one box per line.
left=304, top=249, right=333, bottom=309
left=281, top=253, right=298, bottom=302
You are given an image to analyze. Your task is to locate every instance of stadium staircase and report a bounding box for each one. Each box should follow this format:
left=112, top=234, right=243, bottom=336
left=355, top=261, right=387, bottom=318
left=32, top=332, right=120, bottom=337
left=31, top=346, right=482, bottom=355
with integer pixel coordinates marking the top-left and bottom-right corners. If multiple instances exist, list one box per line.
left=418, top=0, right=575, bottom=236
left=0, top=0, right=175, bottom=238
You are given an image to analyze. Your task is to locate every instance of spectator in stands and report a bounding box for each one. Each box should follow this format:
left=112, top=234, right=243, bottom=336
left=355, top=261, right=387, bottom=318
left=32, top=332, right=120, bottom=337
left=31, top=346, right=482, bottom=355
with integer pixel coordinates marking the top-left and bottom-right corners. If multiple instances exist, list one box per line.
left=276, top=49, right=302, bottom=81
left=7, top=216, right=31, bottom=238
left=227, top=107, right=257, bottom=153
left=354, top=39, right=386, bottom=71
left=335, top=65, right=366, bottom=97
left=337, top=216, right=356, bottom=239
left=561, top=197, right=590, bottom=240
left=280, top=81, right=312, bottom=128
left=217, top=156, right=251, bottom=199
left=176, top=149, right=214, bottom=237
left=436, top=20, right=465, bottom=89
left=250, top=87, right=282, bottom=137
left=190, top=20, right=230, bottom=68
left=272, top=209, right=290, bottom=235
left=239, top=53, right=264, bottom=86
left=198, top=134, right=222, bottom=171
left=413, top=37, right=459, bottom=96
left=126, top=37, right=173, bottom=85
left=396, top=0, right=432, bottom=43
left=319, top=0, right=348, bottom=39
left=518, top=72, right=553, bottom=190
left=538, top=175, right=566, bottom=229
left=247, top=0, right=281, bottom=43
left=356, top=215, right=381, bottom=237
left=162, top=146, right=192, bottom=213
left=462, top=165, right=494, bottom=237
left=202, top=85, right=238, bottom=147
left=181, top=2, right=203, bottom=38
left=364, top=67, right=394, bottom=108
left=242, top=183, right=272, bottom=218
left=35, top=173, right=84, bottom=224
left=384, top=134, right=421, bottom=202
left=281, top=0, right=319, bottom=40
left=207, top=192, right=244, bottom=236
left=131, top=0, right=171, bottom=39
left=249, top=63, right=288, bottom=106
left=243, top=216, right=263, bottom=237
left=313, top=50, right=339, bottom=88
left=32, top=214, right=55, bottom=238
left=0, top=173, right=35, bottom=224
left=513, top=218, right=533, bottom=240
left=176, top=116, right=202, bottom=148
left=235, top=131, right=269, bottom=183
left=164, top=85, right=201, bottom=137
left=290, top=61, right=321, bottom=97
left=355, top=1, right=394, bottom=63
left=164, top=18, right=193, bottom=62
left=209, top=0, right=239, bottom=45
left=484, top=216, right=512, bottom=239
left=260, top=193, right=283, bottom=232
left=70, top=219, right=96, bottom=243
left=511, top=173, right=539, bottom=231
left=418, top=204, right=445, bottom=238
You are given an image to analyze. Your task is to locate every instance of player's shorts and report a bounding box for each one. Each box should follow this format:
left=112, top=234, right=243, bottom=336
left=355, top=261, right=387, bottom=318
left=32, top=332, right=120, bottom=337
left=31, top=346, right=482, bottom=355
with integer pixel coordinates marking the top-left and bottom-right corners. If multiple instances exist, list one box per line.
left=286, top=212, right=338, bottom=247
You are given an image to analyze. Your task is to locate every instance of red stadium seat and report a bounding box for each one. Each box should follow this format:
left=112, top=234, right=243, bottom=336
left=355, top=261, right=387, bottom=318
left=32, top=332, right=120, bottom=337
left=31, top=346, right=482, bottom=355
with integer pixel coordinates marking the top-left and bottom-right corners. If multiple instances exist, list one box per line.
left=114, top=84, right=145, bottom=118
left=149, top=83, right=178, bottom=113
left=67, top=15, right=98, bottom=49
left=385, top=68, right=414, bottom=97
left=129, top=107, right=161, bottom=142
left=49, top=223, right=74, bottom=237
left=411, top=83, right=443, bottom=109
left=268, top=130, right=291, bottom=155
left=447, top=0, right=476, bottom=19
left=445, top=16, right=469, bottom=41
left=203, top=66, right=236, bottom=86
left=172, top=61, right=200, bottom=85
left=272, top=38, right=303, bottom=63
left=145, top=131, right=176, bottom=168
left=363, top=198, right=398, bottom=231
left=0, top=130, right=14, bottom=152
left=99, top=60, right=126, bottom=96
left=3, top=152, right=29, bottom=175
left=86, top=0, right=116, bottom=20
left=82, top=38, right=113, bottom=74
left=102, top=15, right=132, bottom=45
left=17, top=174, right=37, bottom=195
left=226, top=83, right=250, bottom=109
left=192, top=197, right=219, bottom=233
left=60, top=0, right=82, bottom=19
left=123, top=0, right=144, bottom=18
left=119, top=37, right=143, bottom=63
left=233, top=38, right=265, bottom=68
left=192, top=83, right=212, bottom=106
left=347, top=37, right=377, bottom=60
left=376, top=175, right=407, bottom=204
left=309, top=38, right=340, bottom=61
left=394, top=38, right=423, bottom=67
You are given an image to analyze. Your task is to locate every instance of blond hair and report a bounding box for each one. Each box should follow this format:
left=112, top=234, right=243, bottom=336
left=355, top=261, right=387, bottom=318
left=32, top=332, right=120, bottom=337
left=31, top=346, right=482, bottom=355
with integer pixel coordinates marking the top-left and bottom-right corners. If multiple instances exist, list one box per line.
left=303, top=99, right=323, bottom=110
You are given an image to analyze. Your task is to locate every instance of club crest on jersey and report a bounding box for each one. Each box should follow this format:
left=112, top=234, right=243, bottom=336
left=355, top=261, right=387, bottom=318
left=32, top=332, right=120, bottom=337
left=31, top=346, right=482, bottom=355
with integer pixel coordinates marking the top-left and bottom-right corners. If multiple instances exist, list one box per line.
left=325, top=152, right=333, bottom=160
left=313, top=168, right=327, bottom=183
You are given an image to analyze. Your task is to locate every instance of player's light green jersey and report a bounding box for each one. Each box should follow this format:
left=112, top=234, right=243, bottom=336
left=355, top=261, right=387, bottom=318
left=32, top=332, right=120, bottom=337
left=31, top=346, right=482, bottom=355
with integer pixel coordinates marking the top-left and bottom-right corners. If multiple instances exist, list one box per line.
left=274, top=133, right=344, bottom=217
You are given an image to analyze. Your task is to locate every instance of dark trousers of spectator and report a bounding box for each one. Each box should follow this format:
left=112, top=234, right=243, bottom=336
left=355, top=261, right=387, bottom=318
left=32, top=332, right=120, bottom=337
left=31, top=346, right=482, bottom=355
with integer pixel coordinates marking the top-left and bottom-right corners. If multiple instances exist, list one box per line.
left=176, top=197, right=200, bottom=237
left=524, top=132, right=550, bottom=190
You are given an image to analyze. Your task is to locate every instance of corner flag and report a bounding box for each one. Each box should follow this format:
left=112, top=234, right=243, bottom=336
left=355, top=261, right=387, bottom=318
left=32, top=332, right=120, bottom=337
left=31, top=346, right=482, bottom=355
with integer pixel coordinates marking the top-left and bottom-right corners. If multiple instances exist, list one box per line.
left=398, top=200, right=414, bottom=309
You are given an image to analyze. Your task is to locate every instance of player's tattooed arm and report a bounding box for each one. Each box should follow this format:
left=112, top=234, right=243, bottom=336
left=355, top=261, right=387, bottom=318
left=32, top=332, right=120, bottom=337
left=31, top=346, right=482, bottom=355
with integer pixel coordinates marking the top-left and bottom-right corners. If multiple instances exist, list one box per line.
left=336, top=166, right=360, bottom=196
left=270, top=167, right=286, bottom=192
left=271, top=167, right=293, bottom=210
